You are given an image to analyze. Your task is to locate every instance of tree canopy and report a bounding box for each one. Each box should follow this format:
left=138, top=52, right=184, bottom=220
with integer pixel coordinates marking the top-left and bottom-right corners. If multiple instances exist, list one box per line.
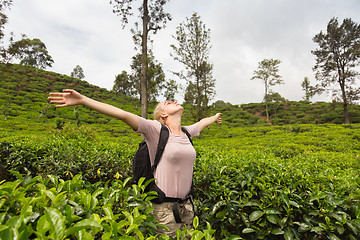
left=312, top=17, right=360, bottom=124
left=251, top=58, right=283, bottom=122
left=110, top=0, right=171, bottom=118
left=6, top=38, right=53, bottom=69
left=70, top=65, right=85, bottom=80
left=171, top=12, right=215, bottom=121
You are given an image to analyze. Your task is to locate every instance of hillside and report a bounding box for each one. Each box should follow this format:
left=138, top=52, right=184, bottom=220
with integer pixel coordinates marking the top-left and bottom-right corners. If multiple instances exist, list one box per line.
left=1, top=63, right=360, bottom=132
left=0, top=63, right=141, bottom=135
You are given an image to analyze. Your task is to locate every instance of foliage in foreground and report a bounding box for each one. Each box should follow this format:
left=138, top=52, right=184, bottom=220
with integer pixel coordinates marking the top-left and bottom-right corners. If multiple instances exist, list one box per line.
left=1, top=124, right=360, bottom=239
left=195, top=124, right=360, bottom=239
left=0, top=173, right=215, bottom=239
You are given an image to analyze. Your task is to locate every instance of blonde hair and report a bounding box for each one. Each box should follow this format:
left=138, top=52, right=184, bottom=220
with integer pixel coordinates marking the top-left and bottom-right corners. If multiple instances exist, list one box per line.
left=153, top=102, right=166, bottom=125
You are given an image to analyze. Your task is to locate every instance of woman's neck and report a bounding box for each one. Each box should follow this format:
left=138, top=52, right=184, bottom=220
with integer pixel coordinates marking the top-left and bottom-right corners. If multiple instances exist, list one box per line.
left=165, top=116, right=183, bottom=134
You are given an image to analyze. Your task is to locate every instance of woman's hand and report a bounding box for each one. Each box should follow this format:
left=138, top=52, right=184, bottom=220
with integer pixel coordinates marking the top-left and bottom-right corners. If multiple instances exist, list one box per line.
left=215, top=113, right=222, bottom=125
left=48, top=89, right=84, bottom=107
left=197, top=113, right=222, bottom=132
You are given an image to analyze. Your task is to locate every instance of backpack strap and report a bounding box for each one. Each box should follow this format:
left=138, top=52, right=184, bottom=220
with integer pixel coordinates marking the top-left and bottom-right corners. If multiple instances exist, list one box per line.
left=181, top=127, right=193, bottom=145
left=151, top=124, right=169, bottom=172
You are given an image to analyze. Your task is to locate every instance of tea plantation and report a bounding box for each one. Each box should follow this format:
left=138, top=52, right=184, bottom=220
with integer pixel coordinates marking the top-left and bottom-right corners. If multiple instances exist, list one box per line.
left=1, top=63, right=360, bottom=239
left=1, top=122, right=360, bottom=239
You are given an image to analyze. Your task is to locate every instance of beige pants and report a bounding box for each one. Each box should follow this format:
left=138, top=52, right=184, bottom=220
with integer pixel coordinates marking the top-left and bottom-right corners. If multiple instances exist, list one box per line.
left=152, top=198, right=195, bottom=238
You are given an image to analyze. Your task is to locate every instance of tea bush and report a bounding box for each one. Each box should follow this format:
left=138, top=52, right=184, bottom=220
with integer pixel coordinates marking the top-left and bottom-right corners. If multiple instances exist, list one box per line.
left=1, top=123, right=360, bottom=239
left=194, top=124, right=360, bottom=239
left=0, top=172, right=215, bottom=239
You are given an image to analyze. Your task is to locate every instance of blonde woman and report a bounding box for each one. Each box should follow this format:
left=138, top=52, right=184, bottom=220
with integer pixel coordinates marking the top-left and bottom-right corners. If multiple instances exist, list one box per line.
left=48, top=89, right=222, bottom=237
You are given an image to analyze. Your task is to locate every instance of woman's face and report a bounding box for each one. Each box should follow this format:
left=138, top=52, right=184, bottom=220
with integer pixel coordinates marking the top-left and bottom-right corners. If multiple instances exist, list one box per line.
left=162, top=100, right=183, bottom=115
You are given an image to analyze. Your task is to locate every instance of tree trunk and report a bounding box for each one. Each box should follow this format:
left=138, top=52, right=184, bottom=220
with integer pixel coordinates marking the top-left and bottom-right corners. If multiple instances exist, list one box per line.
left=140, top=0, right=149, bottom=119
left=339, top=77, right=351, bottom=124
left=265, top=83, right=269, bottom=122
left=196, top=77, right=201, bottom=121
left=343, top=102, right=350, bottom=124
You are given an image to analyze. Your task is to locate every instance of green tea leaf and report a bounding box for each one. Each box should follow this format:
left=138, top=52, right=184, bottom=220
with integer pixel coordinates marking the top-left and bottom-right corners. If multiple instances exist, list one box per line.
left=284, top=228, right=294, bottom=240
left=328, top=233, right=341, bottom=240
left=44, top=207, right=65, bottom=240
left=242, top=228, right=256, bottom=234
left=267, top=215, right=280, bottom=225
left=249, top=211, right=264, bottom=222
left=193, top=216, right=199, bottom=229
left=271, top=228, right=284, bottom=235
left=0, top=225, right=8, bottom=232
left=65, top=219, right=102, bottom=237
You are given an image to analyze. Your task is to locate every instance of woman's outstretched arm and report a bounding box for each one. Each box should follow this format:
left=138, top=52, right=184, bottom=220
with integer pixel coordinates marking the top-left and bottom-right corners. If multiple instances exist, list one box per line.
left=196, top=113, right=222, bottom=133
left=48, top=89, right=139, bottom=131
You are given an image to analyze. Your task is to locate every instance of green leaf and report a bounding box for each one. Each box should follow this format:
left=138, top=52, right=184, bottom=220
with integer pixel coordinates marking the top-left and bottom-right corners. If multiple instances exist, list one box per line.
left=0, top=213, right=6, bottom=225
left=311, top=226, right=324, bottom=233
left=123, top=177, right=132, bottom=188
left=337, top=226, right=345, bottom=235
left=271, top=228, right=284, bottom=235
left=229, top=236, right=243, bottom=240
left=193, top=216, right=199, bottom=229
left=90, top=195, right=98, bottom=210
left=281, top=193, right=290, bottom=208
left=244, top=200, right=259, bottom=207
left=65, top=219, right=102, bottom=237
left=36, top=215, right=51, bottom=235
left=242, top=228, right=256, bottom=234
left=47, top=175, right=58, bottom=186
left=284, top=228, right=294, bottom=240
left=264, top=208, right=281, bottom=215
left=44, top=190, right=56, bottom=202
left=267, top=215, right=280, bottom=225
left=346, top=221, right=360, bottom=235
left=249, top=210, right=264, bottom=222
left=211, top=200, right=225, bottom=215
left=0, top=225, right=8, bottom=232
left=216, top=210, right=227, bottom=219
left=5, top=216, right=22, bottom=230
left=0, top=199, right=5, bottom=209
left=103, top=205, right=114, bottom=220
left=82, top=192, right=91, bottom=210
left=328, top=233, right=341, bottom=240
left=75, top=229, right=93, bottom=240
left=92, top=188, right=105, bottom=198
left=8, top=170, right=24, bottom=181
left=125, top=223, right=139, bottom=234
left=294, top=222, right=311, bottom=232
left=44, top=207, right=65, bottom=240
left=289, top=200, right=300, bottom=208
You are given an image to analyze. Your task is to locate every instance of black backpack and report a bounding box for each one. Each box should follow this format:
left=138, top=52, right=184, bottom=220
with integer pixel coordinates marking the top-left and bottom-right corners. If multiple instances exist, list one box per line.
left=132, top=124, right=193, bottom=203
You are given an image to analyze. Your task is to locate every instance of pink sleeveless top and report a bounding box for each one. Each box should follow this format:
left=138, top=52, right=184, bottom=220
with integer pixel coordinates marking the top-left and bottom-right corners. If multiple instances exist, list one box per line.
left=136, top=117, right=200, bottom=198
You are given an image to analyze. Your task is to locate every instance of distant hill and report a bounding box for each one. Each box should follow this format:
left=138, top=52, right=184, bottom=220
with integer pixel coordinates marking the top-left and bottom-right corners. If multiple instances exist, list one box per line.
left=0, top=63, right=140, bottom=135
left=1, top=63, right=360, bottom=132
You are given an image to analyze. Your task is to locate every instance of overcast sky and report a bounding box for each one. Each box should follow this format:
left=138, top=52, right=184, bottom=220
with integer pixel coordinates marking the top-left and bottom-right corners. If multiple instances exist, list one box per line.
left=4, top=0, right=360, bottom=104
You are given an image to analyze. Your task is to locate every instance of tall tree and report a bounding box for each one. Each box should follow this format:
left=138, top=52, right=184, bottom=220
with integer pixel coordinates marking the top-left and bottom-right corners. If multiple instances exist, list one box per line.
left=0, top=0, right=12, bottom=41
left=110, top=0, right=171, bottom=119
left=170, top=12, right=215, bottom=121
left=301, top=77, right=315, bottom=101
left=251, top=58, right=283, bottom=122
left=71, top=65, right=85, bottom=80
left=0, top=0, right=12, bottom=61
left=113, top=70, right=134, bottom=96
left=163, top=79, right=178, bottom=102
left=129, top=53, right=165, bottom=102
left=6, top=38, right=54, bottom=69
left=312, top=17, right=360, bottom=124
